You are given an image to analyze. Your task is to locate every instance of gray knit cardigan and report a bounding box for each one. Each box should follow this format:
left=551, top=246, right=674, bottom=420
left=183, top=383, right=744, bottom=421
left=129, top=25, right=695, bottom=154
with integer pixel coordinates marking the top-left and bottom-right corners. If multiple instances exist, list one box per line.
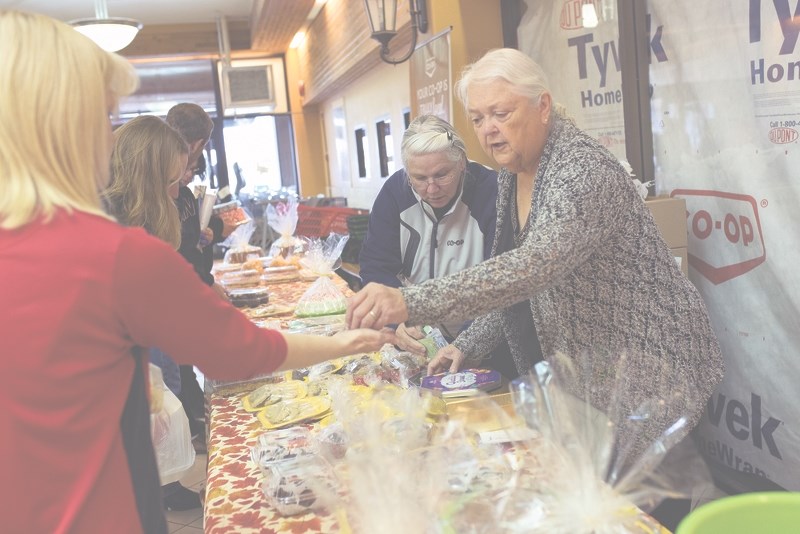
left=401, top=115, right=724, bottom=440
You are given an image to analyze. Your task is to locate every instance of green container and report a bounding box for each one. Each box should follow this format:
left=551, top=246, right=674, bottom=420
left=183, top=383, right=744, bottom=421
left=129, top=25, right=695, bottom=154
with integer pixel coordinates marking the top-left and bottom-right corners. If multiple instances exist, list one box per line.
left=676, top=492, right=800, bottom=534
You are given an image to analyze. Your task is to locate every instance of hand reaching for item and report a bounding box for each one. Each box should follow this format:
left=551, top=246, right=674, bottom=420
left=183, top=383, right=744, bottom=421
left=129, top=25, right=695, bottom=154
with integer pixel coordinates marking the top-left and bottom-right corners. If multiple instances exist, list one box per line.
left=427, top=345, right=466, bottom=376
left=199, top=227, right=214, bottom=248
left=332, top=327, right=397, bottom=355
left=346, top=282, right=408, bottom=330
left=394, top=323, right=426, bottom=356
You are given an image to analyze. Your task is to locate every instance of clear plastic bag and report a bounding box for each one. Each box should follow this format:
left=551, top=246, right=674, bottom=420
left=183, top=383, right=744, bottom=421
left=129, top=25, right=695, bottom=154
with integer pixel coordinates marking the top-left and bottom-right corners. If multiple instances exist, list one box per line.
left=222, top=219, right=263, bottom=264
left=294, top=276, right=347, bottom=318
left=490, top=353, right=715, bottom=533
left=266, top=198, right=304, bottom=259
left=261, top=456, right=339, bottom=516
left=299, top=233, right=349, bottom=276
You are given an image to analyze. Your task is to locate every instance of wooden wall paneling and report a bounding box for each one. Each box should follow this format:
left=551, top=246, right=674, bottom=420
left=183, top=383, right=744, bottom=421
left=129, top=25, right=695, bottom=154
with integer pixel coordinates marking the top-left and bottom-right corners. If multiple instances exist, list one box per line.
left=298, top=0, right=412, bottom=105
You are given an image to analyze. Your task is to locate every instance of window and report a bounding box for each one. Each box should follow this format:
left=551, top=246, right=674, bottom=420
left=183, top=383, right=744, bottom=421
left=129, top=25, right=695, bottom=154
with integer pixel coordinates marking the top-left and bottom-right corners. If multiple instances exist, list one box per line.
left=332, top=106, right=350, bottom=183
left=376, top=118, right=394, bottom=177
left=355, top=127, right=368, bottom=178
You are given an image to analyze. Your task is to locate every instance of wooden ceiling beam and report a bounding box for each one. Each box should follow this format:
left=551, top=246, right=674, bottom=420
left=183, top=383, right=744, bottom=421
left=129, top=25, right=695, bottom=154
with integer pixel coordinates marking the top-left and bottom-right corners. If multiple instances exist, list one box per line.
left=250, top=0, right=316, bottom=54
left=121, top=20, right=252, bottom=58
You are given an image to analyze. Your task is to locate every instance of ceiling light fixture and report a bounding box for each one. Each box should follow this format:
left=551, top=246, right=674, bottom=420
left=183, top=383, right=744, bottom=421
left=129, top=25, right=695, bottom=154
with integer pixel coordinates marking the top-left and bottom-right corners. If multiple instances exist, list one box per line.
left=363, top=0, right=428, bottom=65
left=70, top=0, right=143, bottom=52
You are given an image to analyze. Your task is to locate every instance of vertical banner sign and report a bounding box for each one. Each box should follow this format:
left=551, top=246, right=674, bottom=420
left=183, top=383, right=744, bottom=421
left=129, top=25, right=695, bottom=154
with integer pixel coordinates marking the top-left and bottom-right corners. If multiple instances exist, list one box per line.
left=518, top=0, right=627, bottom=161
left=410, top=30, right=451, bottom=122
left=648, top=0, right=800, bottom=490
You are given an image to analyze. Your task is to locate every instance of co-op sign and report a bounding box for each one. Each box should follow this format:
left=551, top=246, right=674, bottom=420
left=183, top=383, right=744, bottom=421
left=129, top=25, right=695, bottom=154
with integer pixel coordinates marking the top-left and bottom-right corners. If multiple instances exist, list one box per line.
left=672, top=190, right=766, bottom=284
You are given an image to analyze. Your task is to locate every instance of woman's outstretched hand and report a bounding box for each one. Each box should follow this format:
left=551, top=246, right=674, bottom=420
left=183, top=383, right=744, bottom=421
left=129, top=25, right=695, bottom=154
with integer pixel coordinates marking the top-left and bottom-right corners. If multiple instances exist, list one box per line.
left=427, top=345, right=466, bottom=375
left=346, top=283, right=408, bottom=330
left=332, top=327, right=397, bottom=355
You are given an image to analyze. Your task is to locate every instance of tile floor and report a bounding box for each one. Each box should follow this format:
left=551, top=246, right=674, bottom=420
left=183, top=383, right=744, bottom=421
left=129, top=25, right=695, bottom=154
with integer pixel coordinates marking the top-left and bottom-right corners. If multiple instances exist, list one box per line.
left=164, top=453, right=207, bottom=533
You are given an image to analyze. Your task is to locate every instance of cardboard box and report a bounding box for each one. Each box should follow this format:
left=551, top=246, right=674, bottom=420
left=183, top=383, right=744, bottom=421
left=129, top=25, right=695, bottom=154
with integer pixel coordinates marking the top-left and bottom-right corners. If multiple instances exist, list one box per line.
left=672, top=246, right=688, bottom=276
left=645, top=197, right=688, bottom=248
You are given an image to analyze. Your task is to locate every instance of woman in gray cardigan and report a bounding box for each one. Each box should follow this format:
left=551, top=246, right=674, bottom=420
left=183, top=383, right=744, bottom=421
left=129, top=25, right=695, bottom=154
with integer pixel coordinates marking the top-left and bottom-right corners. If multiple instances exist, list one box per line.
left=348, top=48, right=724, bottom=443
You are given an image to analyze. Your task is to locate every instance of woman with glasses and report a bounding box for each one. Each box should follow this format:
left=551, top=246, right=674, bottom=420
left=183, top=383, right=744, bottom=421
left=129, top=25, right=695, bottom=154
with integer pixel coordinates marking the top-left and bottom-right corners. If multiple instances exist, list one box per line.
left=358, top=114, right=500, bottom=362
left=348, top=49, right=723, bottom=451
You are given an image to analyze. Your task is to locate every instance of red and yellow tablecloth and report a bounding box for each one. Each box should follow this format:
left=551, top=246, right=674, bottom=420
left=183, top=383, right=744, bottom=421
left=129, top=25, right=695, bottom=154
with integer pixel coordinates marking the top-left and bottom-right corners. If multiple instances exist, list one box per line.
left=204, top=276, right=349, bottom=533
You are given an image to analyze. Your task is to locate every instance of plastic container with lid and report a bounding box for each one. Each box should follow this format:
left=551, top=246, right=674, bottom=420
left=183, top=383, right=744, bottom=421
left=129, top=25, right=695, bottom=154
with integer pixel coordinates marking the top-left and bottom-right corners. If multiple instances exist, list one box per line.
left=228, top=286, right=269, bottom=308
left=250, top=427, right=315, bottom=474
left=261, top=456, right=337, bottom=516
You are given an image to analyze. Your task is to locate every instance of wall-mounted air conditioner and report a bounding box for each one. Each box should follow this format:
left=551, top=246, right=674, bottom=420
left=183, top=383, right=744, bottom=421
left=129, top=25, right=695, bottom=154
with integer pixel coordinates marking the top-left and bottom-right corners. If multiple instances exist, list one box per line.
left=217, top=57, right=289, bottom=116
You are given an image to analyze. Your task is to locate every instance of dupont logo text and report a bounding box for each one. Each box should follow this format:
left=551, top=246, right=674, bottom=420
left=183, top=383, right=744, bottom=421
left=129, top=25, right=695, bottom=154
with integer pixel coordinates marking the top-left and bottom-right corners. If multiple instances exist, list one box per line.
left=672, top=189, right=766, bottom=284
left=768, top=126, right=798, bottom=144
left=560, top=0, right=599, bottom=29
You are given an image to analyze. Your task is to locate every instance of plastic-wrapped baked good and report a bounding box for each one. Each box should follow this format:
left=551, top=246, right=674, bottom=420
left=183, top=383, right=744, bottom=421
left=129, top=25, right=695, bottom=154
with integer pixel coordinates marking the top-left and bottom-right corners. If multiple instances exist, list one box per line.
left=220, top=269, right=262, bottom=290
left=224, top=244, right=263, bottom=265
left=294, top=276, right=347, bottom=317
left=228, top=287, right=269, bottom=308
left=250, top=427, right=315, bottom=473
left=261, top=265, right=300, bottom=284
left=261, top=457, right=337, bottom=516
left=211, top=262, right=243, bottom=280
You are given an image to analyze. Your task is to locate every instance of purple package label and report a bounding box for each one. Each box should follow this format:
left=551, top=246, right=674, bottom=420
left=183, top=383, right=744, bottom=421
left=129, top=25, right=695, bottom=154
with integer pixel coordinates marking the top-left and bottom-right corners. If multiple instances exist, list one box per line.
left=421, top=369, right=501, bottom=392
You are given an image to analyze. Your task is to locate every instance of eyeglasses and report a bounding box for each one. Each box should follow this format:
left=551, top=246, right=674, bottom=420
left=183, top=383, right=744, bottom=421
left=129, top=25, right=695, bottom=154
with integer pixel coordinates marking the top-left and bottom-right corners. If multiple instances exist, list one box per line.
left=407, top=166, right=462, bottom=189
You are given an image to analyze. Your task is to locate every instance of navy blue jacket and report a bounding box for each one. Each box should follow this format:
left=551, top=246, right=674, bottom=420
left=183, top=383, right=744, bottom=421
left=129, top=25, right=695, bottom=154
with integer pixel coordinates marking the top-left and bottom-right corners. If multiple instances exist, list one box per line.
left=359, top=161, right=498, bottom=337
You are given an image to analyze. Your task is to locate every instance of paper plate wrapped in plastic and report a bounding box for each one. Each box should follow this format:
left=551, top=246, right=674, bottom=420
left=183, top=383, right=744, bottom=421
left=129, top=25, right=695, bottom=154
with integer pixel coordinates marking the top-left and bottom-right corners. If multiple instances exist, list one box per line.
left=266, top=197, right=305, bottom=259
left=294, top=276, right=347, bottom=317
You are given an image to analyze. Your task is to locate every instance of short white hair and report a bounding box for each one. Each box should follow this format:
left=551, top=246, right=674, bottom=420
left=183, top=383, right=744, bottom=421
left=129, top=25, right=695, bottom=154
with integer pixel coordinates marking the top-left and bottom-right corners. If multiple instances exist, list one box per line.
left=400, top=115, right=467, bottom=169
left=455, top=48, right=551, bottom=111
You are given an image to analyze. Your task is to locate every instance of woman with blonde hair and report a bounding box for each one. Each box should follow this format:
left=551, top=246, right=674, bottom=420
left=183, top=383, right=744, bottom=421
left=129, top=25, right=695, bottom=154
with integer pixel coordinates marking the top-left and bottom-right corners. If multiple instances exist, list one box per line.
left=104, top=115, right=188, bottom=250
left=0, top=10, right=392, bottom=534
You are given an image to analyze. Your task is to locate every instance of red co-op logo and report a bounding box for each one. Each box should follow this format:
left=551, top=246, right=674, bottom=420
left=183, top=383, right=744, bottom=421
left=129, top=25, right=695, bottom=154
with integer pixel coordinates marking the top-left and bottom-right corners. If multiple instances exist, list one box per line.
left=671, top=190, right=766, bottom=284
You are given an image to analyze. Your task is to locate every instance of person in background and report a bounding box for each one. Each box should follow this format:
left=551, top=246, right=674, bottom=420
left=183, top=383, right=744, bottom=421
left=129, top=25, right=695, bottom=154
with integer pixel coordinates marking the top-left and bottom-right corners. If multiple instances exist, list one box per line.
left=347, top=48, right=723, bottom=450
left=358, top=115, right=517, bottom=375
left=0, top=11, right=393, bottom=533
left=165, top=103, right=233, bottom=445
left=104, top=114, right=205, bottom=511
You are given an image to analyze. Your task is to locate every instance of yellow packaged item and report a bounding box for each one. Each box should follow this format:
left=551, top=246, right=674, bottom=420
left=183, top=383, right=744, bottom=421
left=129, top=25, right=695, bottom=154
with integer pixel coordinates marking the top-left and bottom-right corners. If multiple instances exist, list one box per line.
left=257, top=397, right=332, bottom=429
left=242, top=380, right=307, bottom=412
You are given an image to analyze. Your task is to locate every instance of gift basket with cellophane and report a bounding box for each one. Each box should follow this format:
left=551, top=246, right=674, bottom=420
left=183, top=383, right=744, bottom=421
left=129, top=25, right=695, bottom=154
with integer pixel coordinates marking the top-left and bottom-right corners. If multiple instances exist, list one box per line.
left=300, top=351, right=715, bottom=533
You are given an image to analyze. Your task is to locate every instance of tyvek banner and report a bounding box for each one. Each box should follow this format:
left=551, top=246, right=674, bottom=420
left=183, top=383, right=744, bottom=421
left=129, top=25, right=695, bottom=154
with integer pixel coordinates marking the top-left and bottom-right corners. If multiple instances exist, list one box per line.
left=518, top=0, right=800, bottom=490
left=518, top=0, right=628, bottom=161
left=648, top=0, right=800, bottom=490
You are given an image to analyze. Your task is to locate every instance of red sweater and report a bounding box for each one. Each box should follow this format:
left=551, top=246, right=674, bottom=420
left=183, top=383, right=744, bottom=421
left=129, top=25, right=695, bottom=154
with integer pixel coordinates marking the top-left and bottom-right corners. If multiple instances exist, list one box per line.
left=0, top=210, right=287, bottom=534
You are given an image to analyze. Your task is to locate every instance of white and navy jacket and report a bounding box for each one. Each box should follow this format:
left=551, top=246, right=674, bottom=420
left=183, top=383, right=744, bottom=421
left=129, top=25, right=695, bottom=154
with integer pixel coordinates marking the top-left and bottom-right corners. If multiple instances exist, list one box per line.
left=359, top=161, right=498, bottom=337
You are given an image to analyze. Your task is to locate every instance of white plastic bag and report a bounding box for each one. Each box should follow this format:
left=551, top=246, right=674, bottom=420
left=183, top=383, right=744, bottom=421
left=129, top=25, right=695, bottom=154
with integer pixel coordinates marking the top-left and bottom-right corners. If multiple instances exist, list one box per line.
left=149, top=364, right=196, bottom=485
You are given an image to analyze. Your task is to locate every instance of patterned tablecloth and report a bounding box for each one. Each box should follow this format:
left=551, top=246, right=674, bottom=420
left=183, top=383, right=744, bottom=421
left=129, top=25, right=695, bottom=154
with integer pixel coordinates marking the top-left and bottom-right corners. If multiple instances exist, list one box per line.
left=204, top=276, right=349, bottom=534
left=202, top=276, right=671, bottom=534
